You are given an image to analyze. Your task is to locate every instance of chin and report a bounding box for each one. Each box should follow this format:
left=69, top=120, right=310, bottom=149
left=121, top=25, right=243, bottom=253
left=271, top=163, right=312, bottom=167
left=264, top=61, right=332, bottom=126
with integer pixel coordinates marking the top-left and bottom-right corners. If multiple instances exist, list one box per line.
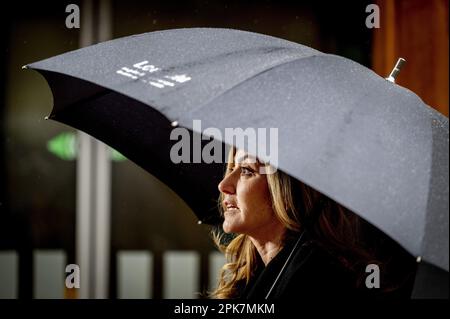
left=222, top=221, right=234, bottom=234
left=222, top=218, right=241, bottom=234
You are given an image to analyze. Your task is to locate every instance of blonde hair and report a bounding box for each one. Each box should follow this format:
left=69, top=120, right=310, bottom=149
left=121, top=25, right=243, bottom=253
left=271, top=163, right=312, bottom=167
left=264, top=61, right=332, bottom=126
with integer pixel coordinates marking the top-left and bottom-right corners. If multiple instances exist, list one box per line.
left=209, top=148, right=376, bottom=299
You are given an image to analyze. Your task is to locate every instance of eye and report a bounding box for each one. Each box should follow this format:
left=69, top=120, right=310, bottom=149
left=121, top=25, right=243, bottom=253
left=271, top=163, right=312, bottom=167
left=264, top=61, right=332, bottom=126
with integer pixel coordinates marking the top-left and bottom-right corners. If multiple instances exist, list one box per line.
left=240, top=166, right=254, bottom=176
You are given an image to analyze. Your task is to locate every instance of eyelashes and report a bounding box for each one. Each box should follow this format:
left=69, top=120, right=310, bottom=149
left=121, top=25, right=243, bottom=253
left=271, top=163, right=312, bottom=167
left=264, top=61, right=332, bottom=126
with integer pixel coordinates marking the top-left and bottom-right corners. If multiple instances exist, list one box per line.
left=239, top=166, right=255, bottom=176
left=226, top=163, right=257, bottom=177
left=226, top=165, right=256, bottom=176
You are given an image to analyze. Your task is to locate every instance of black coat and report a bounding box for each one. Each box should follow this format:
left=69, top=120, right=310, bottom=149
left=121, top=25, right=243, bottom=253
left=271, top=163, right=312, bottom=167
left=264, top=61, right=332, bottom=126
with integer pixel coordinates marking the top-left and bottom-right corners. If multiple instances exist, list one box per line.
left=238, top=231, right=395, bottom=299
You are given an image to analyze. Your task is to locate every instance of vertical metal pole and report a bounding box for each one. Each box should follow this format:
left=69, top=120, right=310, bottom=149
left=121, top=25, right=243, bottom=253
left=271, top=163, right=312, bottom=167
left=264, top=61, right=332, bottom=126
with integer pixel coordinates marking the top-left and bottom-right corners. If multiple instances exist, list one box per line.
left=76, top=0, right=95, bottom=299
left=94, top=0, right=113, bottom=299
left=77, top=0, right=113, bottom=299
left=94, top=140, right=111, bottom=299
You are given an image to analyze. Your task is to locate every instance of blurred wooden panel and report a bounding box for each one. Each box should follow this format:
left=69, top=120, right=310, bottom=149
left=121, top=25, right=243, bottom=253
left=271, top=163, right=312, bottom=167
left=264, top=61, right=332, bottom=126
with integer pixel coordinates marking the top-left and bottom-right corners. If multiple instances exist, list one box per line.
left=373, top=0, right=449, bottom=116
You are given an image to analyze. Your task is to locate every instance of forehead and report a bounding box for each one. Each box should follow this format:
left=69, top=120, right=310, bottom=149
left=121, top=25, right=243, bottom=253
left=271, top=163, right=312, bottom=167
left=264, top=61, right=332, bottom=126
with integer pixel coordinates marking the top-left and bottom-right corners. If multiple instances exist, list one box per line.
left=234, top=149, right=258, bottom=164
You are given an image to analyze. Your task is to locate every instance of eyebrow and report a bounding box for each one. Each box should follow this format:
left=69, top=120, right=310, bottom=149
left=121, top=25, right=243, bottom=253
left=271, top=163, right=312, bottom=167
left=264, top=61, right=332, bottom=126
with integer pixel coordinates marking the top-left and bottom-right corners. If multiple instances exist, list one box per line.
left=234, top=153, right=258, bottom=165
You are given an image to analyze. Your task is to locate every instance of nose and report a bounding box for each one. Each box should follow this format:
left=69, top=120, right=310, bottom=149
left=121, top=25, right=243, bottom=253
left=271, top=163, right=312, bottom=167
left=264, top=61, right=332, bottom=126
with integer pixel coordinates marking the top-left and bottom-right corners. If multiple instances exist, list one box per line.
left=218, top=172, right=236, bottom=195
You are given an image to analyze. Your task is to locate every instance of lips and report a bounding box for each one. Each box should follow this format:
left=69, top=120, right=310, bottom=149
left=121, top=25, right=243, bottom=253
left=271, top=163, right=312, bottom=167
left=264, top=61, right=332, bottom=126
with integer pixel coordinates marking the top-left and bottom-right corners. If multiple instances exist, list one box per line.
left=223, top=199, right=239, bottom=211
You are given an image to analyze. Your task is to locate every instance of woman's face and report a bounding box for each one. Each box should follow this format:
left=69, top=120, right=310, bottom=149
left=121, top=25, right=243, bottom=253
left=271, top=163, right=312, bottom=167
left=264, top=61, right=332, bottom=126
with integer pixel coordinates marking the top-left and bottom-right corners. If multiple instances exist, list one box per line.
left=218, top=149, right=279, bottom=236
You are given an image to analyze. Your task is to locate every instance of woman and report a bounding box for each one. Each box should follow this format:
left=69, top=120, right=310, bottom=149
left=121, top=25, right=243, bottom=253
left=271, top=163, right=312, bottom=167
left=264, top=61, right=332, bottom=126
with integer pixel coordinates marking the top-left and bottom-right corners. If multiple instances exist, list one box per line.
left=210, top=148, right=415, bottom=299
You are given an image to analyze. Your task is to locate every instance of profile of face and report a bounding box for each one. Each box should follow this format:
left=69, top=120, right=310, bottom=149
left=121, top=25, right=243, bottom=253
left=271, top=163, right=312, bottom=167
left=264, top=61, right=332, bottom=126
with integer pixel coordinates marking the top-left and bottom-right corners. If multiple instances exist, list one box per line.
left=218, top=149, right=280, bottom=237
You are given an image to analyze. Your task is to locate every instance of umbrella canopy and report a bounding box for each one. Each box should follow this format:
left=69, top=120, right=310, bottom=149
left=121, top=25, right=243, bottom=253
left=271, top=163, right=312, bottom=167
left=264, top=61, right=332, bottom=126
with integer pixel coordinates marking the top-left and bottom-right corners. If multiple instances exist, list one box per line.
left=25, top=28, right=448, bottom=276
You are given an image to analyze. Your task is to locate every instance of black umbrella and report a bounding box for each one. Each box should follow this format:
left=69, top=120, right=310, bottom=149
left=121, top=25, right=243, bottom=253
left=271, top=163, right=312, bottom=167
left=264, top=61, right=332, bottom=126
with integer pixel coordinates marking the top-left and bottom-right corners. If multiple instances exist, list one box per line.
left=24, top=28, right=448, bottom=295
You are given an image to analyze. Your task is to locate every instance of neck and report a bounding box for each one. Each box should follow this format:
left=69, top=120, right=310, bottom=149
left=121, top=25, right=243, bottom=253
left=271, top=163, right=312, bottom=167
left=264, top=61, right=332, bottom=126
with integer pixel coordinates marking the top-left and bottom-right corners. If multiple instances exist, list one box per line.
left=249, top=222, right=286, bottom=265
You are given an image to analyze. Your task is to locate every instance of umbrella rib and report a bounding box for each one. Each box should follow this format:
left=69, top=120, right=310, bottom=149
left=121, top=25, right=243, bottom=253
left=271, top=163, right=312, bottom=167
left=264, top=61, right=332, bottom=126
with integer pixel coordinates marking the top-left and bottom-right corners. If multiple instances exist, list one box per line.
left=188, top=53, right=326, bottom=114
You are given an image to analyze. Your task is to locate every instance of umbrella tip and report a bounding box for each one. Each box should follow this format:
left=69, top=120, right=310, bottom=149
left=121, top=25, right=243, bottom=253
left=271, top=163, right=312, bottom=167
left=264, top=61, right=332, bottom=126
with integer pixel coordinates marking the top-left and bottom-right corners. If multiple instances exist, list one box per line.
left=197, top=220, right=203, bottom=225
left=386, top=57, right=406, bottom=83
left=21, top=65, right=28, bottom=70
left=171, top=120, right=179, bottom=127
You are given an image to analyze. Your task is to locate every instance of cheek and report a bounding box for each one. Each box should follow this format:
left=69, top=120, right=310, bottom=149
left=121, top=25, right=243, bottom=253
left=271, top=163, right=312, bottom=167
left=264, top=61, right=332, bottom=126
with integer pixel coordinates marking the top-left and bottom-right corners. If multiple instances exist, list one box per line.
left=237, top=178, right=272, bottom=213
